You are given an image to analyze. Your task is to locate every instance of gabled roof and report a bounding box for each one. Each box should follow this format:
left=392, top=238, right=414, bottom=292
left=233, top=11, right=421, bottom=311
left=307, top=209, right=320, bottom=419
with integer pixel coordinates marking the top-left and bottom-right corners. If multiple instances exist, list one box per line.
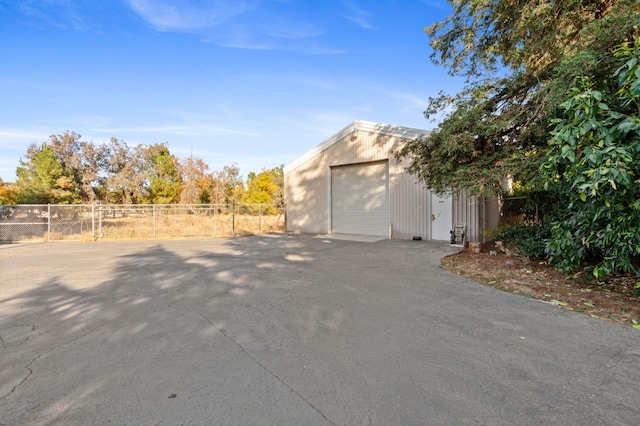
left=284, top=120, right=430, bottom=174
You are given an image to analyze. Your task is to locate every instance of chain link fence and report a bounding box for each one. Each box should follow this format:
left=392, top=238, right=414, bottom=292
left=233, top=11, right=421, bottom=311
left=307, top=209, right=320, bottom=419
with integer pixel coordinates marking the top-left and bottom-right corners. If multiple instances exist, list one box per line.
left=0, top=204, right=285, bottom=242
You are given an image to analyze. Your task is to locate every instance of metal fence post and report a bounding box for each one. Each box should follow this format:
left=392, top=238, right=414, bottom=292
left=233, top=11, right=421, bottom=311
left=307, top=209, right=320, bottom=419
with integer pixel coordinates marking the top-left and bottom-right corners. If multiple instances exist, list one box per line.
left=47, top=204, right=51, bottom=242
left=91, top=202, right=95, bottom=241
left=0, top=202, right=284, bottom=243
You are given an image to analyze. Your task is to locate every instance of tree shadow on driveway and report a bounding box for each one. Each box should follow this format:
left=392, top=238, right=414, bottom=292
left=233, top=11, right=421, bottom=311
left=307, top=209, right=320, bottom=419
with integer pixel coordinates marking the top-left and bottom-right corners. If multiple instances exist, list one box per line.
left=1, top=234, right=639, bottom=425
left=1, top=235, right=340, bottom=425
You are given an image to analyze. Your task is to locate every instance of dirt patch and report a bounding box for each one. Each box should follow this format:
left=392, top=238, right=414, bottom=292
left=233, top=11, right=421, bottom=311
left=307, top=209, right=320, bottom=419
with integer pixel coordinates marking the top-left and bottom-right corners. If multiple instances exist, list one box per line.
left=442, top=241, right=640, bottom=329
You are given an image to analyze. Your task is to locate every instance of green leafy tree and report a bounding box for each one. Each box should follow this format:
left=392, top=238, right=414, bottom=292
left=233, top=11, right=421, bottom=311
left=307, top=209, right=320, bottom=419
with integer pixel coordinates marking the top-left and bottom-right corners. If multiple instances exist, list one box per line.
left=145, top=144, right=182, bottom=204
left=271, top=165, right=284, bottom=208
left=541, top=38, right=640, bottom=277
left=16, top=144, right=80, bottom=204
left=14, top=132, right=107, bottom=203
left=398, top=0, right=639, bottom=196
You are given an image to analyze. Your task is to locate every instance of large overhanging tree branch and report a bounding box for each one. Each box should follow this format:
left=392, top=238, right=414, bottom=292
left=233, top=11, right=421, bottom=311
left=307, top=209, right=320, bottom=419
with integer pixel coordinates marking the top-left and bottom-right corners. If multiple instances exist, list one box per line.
left=398, top=0, right=639, bottom=196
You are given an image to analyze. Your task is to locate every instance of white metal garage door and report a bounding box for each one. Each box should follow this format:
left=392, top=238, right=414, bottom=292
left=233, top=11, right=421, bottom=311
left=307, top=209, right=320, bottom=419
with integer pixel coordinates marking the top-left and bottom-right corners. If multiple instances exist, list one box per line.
left=331, top=161, right=389, bottom=236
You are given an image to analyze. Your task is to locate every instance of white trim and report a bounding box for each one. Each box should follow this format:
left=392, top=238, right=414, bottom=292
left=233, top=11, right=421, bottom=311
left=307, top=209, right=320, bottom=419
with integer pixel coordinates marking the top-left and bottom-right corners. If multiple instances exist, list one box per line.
left=355, top=120, right=430, bottom=140
left=327, top=165, right=332, bottom=234
left=283, top=120, right=430, bottom=174
left=284, top=122, right=354, bottom=175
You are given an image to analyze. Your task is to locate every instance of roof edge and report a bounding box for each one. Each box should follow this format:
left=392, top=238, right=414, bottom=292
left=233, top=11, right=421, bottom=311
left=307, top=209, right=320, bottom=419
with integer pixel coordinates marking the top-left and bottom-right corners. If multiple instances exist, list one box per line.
left=284, top=120, right=430, bottom=174
left=355, top=120, right=430, bottom=140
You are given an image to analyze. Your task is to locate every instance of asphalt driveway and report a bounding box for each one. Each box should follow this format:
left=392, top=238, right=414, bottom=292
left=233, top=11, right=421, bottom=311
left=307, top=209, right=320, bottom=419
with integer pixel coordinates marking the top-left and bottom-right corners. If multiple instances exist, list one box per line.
left=1, top=234, right=638, bottom=425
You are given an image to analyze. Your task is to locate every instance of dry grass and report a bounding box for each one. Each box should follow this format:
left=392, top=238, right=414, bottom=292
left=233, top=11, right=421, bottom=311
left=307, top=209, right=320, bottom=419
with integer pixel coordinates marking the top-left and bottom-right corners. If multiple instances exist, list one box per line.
left=45, top=213, right=284, bottom=241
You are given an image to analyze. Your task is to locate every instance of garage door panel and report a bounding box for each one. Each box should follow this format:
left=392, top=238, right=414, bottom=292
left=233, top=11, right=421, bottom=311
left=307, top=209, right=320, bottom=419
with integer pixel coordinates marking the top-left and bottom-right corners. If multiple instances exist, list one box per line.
left=331, top=162, right=389, bottom=236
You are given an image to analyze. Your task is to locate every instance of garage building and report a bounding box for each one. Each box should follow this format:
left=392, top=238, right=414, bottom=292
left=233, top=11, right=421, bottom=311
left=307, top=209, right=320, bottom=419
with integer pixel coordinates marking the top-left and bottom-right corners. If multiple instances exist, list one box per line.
left=284, top=120, right=497, bottom=242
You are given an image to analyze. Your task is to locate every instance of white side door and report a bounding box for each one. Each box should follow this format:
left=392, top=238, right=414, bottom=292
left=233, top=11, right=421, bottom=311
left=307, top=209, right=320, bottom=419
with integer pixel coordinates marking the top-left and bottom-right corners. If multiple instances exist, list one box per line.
left=430, top=192, right=453, bottom=241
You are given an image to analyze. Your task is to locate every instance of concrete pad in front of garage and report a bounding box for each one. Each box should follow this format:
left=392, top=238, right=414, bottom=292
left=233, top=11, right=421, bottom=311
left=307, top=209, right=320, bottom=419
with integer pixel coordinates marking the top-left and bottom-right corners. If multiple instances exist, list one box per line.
left=313, top=233, right=389, bottom=242
left=1, top=234, right=639, bottom=425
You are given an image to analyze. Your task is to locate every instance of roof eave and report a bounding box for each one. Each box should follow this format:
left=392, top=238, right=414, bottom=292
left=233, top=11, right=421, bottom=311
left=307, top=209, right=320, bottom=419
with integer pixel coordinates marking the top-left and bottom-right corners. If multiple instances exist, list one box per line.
left=284, top=120, right=430, bottom=174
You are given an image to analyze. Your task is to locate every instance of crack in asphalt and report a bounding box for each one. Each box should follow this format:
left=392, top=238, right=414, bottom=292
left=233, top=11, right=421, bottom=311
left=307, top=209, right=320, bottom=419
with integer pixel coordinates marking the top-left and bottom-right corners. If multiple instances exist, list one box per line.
left=191, top=304, right=337, bottom=426
left=0, top=324, right=37, bottom=349
left=0, top=322, right=108, bottom=402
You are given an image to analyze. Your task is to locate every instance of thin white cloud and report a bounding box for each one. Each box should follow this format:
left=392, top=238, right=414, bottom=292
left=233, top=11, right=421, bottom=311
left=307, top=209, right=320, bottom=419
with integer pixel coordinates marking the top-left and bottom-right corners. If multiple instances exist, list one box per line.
left=421, top=0, right=450, bottom=11
left=264, top=22, right=325, bottom=40
left=0, top=129, right=49, bottom=148
left=195, top=124, right=260, bottom=137
left=124, top=0, right=345, bottom=54
left=13, top=0, right=88, bottom=30
left=215, top=34, right=346, bottom=54
left=124, top=0, right=251, bottom=31
left=381, top=90, right=428, bottom=110
left=93, top=125, right=194, bottom=136
left=340, top=0, right=374, bottom=30
left=93, top=124, right=258, bottom=138
left=9, top=0, right=358, bottom=54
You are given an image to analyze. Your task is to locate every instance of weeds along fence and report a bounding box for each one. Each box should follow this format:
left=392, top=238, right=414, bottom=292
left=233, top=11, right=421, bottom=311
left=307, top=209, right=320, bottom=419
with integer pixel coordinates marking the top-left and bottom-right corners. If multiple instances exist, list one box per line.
left=0, top=203, right=285, bottom=242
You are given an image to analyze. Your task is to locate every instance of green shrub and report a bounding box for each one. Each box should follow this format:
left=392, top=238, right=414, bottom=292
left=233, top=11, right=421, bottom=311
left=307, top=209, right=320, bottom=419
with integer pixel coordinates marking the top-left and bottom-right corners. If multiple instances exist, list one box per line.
left=540, top=39, right=640, bottom=277
left=495, top=222, right=551, bottom=259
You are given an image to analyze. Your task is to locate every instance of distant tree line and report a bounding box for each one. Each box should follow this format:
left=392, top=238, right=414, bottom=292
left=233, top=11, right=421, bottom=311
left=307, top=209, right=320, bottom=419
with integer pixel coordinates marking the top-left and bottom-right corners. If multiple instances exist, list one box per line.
left=0, top=131, right=283, bottom=208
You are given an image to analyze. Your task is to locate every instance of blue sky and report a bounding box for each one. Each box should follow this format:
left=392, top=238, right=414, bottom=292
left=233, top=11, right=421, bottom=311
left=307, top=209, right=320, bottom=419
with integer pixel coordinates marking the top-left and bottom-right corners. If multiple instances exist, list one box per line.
left=0, top=0, right=461, bottom=182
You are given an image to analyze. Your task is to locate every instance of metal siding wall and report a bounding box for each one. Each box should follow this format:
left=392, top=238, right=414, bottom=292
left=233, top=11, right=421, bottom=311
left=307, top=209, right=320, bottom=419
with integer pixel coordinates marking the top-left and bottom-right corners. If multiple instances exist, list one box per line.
left=453, top=190, right=480, bottom=243
left=389, top=156, right=430, bottom=240
left=326, top=131, right=392, bottom=166
left=284, top=150, right=330, bottom=234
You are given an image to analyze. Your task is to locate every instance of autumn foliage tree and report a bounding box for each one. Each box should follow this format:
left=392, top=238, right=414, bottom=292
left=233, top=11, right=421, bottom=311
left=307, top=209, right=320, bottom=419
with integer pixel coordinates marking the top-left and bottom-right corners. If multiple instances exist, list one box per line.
left=102, top=138, right=147, bottom=204
left=179, top=155, right=212, bottom=204
left=0, top=178, right=18, bottom=204
left=47, top=131, right=106, bottom=202
left=242, top=166, right=284, bottom=213
left=10, top=134, right=282, bottom=210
